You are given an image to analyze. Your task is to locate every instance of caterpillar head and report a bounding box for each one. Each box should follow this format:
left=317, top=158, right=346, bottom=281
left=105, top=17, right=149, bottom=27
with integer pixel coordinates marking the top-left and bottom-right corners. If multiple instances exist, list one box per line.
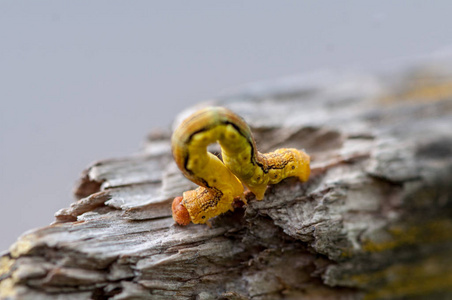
left=172, top=196, right=191, bottom=225
left=290, top=149, right=310, bottom=182
left=273, top=148, right=311, bottom=183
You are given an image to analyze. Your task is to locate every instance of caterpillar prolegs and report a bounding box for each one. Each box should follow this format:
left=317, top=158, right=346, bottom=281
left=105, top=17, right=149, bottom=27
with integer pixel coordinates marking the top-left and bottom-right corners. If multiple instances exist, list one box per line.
left=171, top=107, right=310, bottom=225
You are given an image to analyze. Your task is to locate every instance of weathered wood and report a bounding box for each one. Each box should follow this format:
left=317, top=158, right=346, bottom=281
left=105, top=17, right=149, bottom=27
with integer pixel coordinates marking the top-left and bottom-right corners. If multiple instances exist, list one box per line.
left=1, top=63, right=452, bottom=299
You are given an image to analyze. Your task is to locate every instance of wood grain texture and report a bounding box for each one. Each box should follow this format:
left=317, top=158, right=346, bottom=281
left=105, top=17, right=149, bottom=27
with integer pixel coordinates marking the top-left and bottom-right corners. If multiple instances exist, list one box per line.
left=2, top=62, right=452, bottom=299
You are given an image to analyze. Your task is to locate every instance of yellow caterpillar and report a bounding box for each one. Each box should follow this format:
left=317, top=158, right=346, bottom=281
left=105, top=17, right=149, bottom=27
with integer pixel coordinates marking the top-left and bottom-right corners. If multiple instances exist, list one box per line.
left=171, top=107, right=310, bottom=225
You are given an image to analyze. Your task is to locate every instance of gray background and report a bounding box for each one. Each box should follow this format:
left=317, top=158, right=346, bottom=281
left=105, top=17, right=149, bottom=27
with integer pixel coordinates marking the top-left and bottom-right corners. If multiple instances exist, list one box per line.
left=1, top=1, right=451, bottom=251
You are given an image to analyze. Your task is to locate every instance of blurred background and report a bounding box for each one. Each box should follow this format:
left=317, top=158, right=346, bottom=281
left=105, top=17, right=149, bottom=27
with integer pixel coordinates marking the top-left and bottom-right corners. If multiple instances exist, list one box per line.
left=1, top=1, right=452, bottom=251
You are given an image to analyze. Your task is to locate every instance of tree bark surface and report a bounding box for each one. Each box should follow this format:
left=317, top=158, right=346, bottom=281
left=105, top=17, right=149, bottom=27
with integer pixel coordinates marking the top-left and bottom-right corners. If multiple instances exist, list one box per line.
left=1, top=62, right=452, bottom=299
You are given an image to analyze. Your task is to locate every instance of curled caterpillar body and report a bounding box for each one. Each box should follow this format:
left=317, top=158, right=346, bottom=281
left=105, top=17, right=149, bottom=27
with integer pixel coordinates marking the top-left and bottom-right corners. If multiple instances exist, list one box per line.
left=171, top=107, right=310, bottom=225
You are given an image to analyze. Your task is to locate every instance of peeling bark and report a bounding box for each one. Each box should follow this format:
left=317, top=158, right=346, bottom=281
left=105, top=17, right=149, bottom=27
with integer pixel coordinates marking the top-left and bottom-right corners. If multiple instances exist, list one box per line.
left=2, top=63, right=452, bottom=299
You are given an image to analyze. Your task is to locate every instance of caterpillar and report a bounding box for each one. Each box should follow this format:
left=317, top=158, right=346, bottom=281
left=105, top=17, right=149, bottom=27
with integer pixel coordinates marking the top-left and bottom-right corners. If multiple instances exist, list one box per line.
left=171, top=106, right=310, bottom=225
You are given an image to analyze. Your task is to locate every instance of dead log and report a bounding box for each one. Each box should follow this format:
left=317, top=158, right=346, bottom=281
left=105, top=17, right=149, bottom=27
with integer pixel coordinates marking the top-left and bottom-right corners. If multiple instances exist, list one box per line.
left=1, top=62, right=452, bottom=300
